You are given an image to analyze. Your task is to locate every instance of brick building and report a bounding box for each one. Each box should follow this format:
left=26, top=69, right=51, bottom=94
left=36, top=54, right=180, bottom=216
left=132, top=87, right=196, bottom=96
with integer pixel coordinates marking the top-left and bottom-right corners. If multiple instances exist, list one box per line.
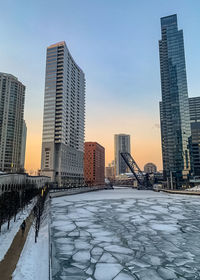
left=84, top=142, right=105, bottom=186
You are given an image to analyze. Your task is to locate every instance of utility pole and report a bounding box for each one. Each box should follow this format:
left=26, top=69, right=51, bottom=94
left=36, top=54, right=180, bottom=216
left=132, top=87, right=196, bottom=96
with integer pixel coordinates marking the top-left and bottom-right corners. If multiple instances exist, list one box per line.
left=170, top=171, right=173, bottom=190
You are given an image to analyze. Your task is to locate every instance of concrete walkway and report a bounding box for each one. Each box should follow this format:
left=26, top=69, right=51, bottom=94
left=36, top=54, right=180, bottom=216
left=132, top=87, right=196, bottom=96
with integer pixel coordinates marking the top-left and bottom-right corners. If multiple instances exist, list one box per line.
left=0, top=212, right=34, bottom=280
left=162, top=189, right=200, bottom=195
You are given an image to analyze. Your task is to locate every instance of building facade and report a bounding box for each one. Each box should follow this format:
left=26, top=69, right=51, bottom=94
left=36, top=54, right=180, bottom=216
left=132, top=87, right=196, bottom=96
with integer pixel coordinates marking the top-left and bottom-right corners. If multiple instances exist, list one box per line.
left=20, top=120, right=27, bottom=171
left=0, top=73, right=25, bottom=172
left=144, top=163, right=157, bottom=174
left=41, top=42, right=85, bottom=186
left=114, top=134, right=130, bottom=176
left=105, top=161, right=115, bottom=179
left=159, top=15, right=191, bottom=187
left=84, top=142, right=105, bottom=186
left=0, top=173, right=51, bottom=196
left=189, top=97, right=200, bottom=176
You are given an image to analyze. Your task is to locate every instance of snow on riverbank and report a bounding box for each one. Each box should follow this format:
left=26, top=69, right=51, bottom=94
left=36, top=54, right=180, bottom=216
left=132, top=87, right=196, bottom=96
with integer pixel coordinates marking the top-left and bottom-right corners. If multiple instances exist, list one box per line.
left=12, top=199, right=49, bottom=280
left=0, top=198, right=37, bottom=261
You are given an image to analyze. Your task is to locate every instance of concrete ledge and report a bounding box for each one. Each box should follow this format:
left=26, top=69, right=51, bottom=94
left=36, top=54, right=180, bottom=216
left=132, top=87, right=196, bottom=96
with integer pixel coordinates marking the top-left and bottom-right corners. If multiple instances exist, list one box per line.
left=162, top=189, right=200, bottom=196
left=50, top=186, right=110, bottom=198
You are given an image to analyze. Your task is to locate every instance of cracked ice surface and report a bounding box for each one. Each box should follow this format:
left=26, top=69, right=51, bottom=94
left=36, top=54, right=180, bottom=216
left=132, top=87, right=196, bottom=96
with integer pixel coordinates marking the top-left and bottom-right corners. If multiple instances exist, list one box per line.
left=50, top=188, right=200, bottom=279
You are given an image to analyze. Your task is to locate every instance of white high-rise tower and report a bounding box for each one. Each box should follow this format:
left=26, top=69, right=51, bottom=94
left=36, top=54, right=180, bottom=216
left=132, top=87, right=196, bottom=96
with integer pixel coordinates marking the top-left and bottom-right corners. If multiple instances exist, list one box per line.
left=41, top=42, right=85, bottom=186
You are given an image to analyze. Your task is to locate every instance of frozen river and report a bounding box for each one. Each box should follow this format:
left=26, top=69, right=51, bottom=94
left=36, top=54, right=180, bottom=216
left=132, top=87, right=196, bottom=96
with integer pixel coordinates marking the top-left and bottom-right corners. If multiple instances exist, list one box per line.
left=50, top=188, right=200, bottom=279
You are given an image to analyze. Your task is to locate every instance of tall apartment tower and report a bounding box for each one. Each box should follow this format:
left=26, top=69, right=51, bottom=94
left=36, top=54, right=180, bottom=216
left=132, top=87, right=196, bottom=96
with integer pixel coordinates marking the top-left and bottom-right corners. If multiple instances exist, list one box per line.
left=114, top=134, right=130, bottom=176
left=41, top=41, right=85, bottom=186
left=189, top=97, right=200, bottom=176
left=0, top=73, right=25, bottom=172
left=159, top=15, right=191, bottom=186
left=84, top=142, right=105, bottom=186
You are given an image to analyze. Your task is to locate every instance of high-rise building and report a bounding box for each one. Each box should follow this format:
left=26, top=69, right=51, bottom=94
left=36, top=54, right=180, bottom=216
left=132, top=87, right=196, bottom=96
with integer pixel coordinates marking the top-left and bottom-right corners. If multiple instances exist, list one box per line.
left=159, top=15, right=191, bottom=187
left=20, top=120, right=27, bottom=171
left=114, top=134, right=130, bottom=176
left=84, top=142, right=105, bottom=186
left=189, top=97, right=200, bottom=176
left=0, top=73, right=25, bottom=172
left=144, top=163, right=157, bottom=174
left=41, top=41, right=85, bottom=186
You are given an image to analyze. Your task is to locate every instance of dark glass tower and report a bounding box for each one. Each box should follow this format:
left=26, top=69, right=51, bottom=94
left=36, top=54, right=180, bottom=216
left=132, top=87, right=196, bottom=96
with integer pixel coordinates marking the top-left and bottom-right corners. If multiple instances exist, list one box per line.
left=159, top=14, right=191, bottom=187
left=189, top=97, right=200, bottom=176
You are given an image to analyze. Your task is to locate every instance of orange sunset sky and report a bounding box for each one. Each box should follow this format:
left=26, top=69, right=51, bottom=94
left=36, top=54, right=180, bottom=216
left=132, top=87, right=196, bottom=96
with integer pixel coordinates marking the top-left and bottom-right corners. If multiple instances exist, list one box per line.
left=24, top=100, right=163, bottom=173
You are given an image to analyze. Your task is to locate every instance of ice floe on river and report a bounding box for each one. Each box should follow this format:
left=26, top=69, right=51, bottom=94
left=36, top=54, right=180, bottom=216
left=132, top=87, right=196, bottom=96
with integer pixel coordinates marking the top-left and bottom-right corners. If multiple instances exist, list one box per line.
left=50, top=188, right=200, bottom=279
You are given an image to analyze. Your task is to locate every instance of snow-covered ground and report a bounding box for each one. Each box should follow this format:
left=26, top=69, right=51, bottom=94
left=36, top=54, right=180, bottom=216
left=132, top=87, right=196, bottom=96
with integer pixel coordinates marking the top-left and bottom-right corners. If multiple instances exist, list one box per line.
left=50, top=188, right=200, bottom=279
left=12, top=199, right=49, bottom=280
left=186, top=185, right=200, bottom=191
left=0, top=198, right=37, bottom=261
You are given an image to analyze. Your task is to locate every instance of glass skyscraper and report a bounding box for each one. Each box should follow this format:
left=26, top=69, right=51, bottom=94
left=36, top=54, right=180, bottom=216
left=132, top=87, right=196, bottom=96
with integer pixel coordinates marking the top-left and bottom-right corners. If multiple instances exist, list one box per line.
left=114, top=134, right=130, bottom=176
left=41, top=42, right=85, bottom=186
left=159, top=15, right=191, bottom=187
left=189, top=97, right=200, bottom=176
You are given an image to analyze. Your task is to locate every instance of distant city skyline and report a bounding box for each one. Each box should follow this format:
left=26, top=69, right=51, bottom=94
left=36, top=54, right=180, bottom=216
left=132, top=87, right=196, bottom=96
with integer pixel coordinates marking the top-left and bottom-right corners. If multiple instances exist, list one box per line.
left=0, top=1, right=200, bottom=172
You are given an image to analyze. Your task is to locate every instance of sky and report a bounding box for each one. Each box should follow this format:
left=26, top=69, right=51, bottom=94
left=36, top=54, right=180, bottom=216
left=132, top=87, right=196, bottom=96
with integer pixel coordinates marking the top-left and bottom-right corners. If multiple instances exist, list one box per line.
left=0, top=0, right=200, bottom=173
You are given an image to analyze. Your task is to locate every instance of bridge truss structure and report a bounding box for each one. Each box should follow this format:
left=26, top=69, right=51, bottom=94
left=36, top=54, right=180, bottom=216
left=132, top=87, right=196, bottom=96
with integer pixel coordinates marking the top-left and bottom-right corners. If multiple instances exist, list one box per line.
left=120, top=152, right=152, bottom=190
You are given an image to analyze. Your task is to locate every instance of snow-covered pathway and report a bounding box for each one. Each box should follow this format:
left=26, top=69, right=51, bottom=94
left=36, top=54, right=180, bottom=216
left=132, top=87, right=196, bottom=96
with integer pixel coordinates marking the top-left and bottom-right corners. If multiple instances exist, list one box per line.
left=12, top=199, right=49, bottom=280
left=51, top=189, right=200, bottom=280
left=0, top=198, right=36, bottom=261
